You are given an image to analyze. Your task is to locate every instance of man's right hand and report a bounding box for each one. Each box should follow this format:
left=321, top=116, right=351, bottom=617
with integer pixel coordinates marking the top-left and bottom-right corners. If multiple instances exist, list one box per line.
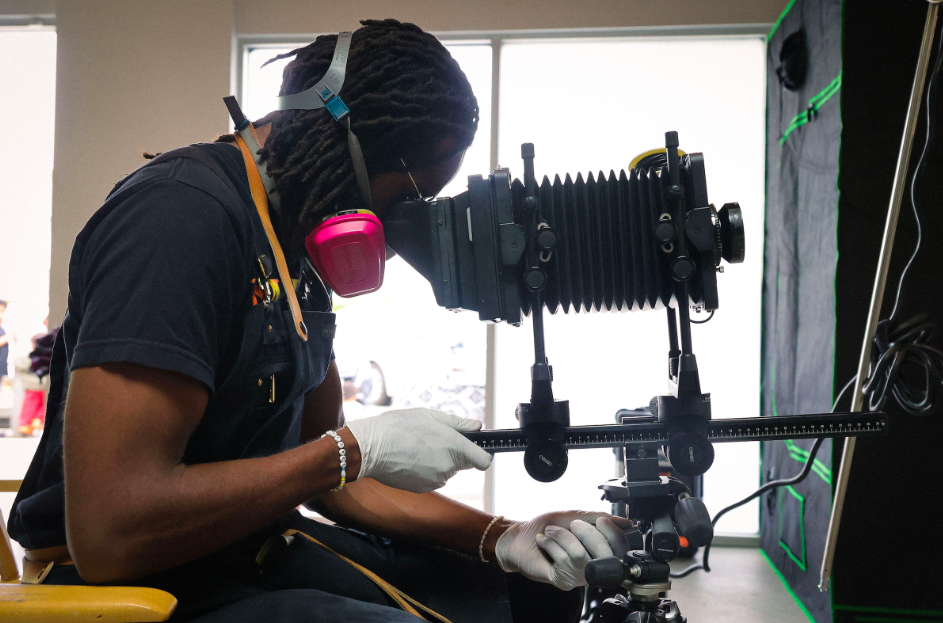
left=345, top=408, right=493, bottom=493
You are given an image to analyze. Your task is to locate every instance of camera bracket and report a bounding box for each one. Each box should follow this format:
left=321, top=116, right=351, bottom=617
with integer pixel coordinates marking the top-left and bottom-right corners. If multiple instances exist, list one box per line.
left=514, top=143, right=573, bottom=482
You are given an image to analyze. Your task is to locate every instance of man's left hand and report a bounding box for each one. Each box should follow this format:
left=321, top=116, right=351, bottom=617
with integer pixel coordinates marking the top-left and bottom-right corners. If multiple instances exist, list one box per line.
left=494, top=511, right=633, bottom=591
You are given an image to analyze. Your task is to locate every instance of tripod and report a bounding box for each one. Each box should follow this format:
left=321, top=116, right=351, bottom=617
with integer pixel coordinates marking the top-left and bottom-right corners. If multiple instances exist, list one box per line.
left=580, top=430, right=713, bottom=623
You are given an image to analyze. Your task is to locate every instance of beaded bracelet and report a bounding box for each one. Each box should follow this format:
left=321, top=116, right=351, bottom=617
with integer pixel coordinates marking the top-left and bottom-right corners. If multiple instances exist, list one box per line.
left=479, top=515, right=504, bottom=563
left=323, top=429, right=347, bottom=492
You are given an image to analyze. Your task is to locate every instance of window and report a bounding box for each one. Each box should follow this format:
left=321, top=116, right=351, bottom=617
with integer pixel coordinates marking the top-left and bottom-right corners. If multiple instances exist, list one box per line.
left=0, top=26, right=56, bottom=414
left=493, top=37, right=766, bottom=534
left=241, top=31, right=766, bottom=533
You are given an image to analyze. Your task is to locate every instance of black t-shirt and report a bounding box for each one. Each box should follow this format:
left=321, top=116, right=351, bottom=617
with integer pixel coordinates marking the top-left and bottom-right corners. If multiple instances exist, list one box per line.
left=9, top=143, right=337, bottom=550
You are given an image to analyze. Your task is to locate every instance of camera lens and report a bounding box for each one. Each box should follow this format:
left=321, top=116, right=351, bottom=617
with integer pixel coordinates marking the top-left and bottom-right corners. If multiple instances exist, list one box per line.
left=718, top=203, right=745, bottom=264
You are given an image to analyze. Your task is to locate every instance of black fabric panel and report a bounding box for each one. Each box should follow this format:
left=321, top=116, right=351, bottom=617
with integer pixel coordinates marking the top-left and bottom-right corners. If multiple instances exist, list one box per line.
left=760, top=0, right=842, bottom=621
left=831, top=1, right=943, bottom=620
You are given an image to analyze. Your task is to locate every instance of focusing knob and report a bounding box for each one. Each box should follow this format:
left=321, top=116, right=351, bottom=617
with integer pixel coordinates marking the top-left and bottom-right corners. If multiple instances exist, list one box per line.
left=709, top=205, right=724, bottom=267
left=536, top=224, right=557, bottom=251
left=524, top=268, right=547, bottom=291
left=671, top=257, right=697, bottom=281
left=524, top=440, right=569, bottom=482
left=655, top=221, right=676, bottom=244
left=667, top=431, right=715, bottom=476
left=718, top=203, right=745, bottom=264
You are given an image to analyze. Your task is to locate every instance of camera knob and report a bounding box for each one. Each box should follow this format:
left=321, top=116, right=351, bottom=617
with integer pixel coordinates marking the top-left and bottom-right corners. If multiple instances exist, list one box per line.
left=524, top=268, right=547, bottom=291
left=536, top=226, right=557, bottom=251
left=655, top=221, right=676, bottom=244
left=718, top=203, right=745, bottom=264
left=524, top=440, right=569, bottom=482
left=585, top=557, right=626, bottom=588
left=671, top=257, right=697, bottom=281
left=673, top=496, right=714, bottom=548
left=667, top=431, right=714, bottom=476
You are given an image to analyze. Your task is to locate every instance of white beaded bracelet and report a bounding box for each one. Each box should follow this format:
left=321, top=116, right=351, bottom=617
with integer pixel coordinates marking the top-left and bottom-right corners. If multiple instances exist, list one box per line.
left=323, top=429, right=347, bottom=492
left=479, top=515, right=504, bottom=563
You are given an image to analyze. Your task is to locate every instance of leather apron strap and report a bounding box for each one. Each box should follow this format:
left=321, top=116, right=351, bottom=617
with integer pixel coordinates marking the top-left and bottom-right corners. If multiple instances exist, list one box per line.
left=279, top=529, right=454, bottom=623
left=21, top=545, right=73, bottom=585
left=233, top=131, right=308, bottom=342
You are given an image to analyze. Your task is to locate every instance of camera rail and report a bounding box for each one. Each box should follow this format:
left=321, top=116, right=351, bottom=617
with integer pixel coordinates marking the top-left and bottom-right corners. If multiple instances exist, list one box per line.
left=464, top=411, right=887, bottom=453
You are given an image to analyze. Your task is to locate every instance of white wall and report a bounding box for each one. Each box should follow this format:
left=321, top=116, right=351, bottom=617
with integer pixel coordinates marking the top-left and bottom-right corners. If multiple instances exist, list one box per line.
left=233, top=0, right=784, bottom=34
left=45, top=0, right=234, bottom=323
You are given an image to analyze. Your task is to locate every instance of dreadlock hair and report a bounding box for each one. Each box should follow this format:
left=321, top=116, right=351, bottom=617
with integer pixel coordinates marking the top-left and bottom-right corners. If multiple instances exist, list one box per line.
left=221, top=19, right=479, bottom=257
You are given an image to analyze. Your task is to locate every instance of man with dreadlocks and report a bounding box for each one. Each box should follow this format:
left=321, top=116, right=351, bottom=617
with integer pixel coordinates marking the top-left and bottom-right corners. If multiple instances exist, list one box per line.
left=9, top=20, right=629, bottom=623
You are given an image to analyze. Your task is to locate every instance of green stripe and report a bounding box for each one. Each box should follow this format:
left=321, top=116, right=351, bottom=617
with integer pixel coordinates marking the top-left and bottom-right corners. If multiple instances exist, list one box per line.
left=852, top=617, right=943, bottom=623
left=768, top=0, right=798, bottom=41
left=784, top=439, right=833, bottom=484
left=761, top=549, right=816, bottom=623
left=777, top=485, right=807, bottom=570
left=810, top=74, right=843, bottom=106
left=780, top=72, right=843, bottom=145
left=835, top=605, right=943, bottom=617
left=779, top=540, right=807, bottom=570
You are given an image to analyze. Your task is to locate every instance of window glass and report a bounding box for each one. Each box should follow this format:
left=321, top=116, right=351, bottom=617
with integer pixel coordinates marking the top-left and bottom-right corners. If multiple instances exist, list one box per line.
left=0, top=27, right=56, bottom=563
left=0, top=28, right=57, bottom=412
left=494, top=37, right=766, bottom=533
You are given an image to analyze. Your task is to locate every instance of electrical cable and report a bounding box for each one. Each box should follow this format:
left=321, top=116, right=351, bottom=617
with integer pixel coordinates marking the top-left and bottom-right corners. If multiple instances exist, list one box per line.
left=865, top=27, right=943, bottom=417
left=690, top=310, right=715, bottom=324
left=887, top=22, right=941, bottom=323
left=669, top=377, right=856, bottom=578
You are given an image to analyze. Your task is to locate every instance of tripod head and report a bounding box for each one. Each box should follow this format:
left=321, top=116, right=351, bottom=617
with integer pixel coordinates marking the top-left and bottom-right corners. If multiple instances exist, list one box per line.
left=582, top=436, right=713, bottom=623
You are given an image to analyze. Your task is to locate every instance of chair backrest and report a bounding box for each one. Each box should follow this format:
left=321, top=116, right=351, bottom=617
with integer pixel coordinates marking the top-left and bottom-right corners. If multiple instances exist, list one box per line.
left=0, top=480, right=22, bottom=582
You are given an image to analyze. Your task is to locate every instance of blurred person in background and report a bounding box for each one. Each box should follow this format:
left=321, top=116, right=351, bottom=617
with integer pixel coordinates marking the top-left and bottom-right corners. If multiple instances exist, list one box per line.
left=0, top=300, right=10, bottom=387
left=15, top=323, right=56, bottom=436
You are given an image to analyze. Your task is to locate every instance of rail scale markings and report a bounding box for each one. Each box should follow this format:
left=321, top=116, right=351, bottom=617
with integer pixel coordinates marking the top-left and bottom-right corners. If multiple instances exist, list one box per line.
left=466, top=413, right=887, bottom=453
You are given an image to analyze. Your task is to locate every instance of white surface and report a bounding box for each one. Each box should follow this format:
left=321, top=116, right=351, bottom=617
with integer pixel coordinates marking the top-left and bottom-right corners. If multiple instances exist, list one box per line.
left=0, top=30, right=56, bottom=362
left=494, top=37, right=767, bottom=532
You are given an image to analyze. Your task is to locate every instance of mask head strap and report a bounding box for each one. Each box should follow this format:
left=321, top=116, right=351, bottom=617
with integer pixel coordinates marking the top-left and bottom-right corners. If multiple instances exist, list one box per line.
left=276, top=32, right=372, bottom=210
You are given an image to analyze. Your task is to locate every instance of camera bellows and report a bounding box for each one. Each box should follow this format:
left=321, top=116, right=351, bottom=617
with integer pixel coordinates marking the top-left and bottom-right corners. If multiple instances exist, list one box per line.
left=524, top=166, right=675, bottom=314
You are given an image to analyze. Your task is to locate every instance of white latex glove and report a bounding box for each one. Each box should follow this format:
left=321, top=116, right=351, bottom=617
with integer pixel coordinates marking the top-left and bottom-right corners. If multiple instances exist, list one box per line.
left=495, top=511, right=633, bottom=591
left=345, top=408, right=493, bottom=493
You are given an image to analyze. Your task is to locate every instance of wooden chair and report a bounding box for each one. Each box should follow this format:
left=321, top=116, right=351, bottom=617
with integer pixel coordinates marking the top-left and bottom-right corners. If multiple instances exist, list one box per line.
left=0, top=479, right=177, bottom=622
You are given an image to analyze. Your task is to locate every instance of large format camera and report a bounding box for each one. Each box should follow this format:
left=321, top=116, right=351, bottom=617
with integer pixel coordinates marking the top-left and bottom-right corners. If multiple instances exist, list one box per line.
left=384, top=134, right=744, bottom=326
left=385, top=131, right=744, bottom=485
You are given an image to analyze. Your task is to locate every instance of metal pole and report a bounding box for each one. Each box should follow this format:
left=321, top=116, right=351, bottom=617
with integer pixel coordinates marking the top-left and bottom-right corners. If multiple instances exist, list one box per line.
left=483, top=37, right=502, bottom=515
left=819, top=0, right=941, bottom=591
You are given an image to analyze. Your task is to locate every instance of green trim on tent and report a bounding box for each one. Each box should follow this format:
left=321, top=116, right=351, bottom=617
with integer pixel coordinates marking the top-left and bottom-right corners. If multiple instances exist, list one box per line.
left=777, top=485, right=807, bottom=571
left=768, top=0, right=798, bottom=41
left=780, top=73, right=843, bottom=145
left=761, top=549, right=816, bottom=623
left=784, top=439, right=832, bottom=484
